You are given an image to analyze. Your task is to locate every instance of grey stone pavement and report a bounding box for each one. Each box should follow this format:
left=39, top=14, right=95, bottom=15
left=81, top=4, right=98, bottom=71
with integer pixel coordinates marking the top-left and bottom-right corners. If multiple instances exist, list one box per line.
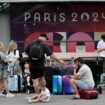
left=0, top=91, right=105, bottom=105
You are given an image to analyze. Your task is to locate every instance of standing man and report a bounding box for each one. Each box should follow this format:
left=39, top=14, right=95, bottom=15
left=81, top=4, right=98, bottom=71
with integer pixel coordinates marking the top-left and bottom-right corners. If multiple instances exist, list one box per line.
left=25, top=33, right=64, bottom=99
left=97, top=34, right=105, bottom=57
left=70, top=57, right=95, bottom=99
left=97, top=34, right=105, bottom=72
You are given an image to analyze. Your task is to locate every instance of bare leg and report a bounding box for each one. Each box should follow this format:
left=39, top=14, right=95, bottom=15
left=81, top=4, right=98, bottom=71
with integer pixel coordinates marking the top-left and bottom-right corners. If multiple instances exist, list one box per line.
left=26, top=94, right=41, bottom=103
left=0, top=80, right=4, bottom=92
left=31, top=95, right=38, bottom=100
left=40, top=76, right=46, bottom=87
left=33, top=78, right=40, bottom=96
left=1, top=78, right=14, bottom=97
left=31, top=97, right=40, bottom=103
left=3, top=79, right=9, bottom=93
left=70, top=79, right=79, bottom=96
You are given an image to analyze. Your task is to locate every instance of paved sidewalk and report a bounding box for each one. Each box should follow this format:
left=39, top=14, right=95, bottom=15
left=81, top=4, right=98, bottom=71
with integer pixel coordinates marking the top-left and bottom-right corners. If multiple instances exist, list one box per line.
left=0, top=91, right=105, bottom=105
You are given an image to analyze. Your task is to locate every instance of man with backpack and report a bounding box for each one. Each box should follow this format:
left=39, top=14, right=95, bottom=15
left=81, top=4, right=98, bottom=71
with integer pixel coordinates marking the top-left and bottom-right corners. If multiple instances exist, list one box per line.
left=25, top=33, right=64, bottom=101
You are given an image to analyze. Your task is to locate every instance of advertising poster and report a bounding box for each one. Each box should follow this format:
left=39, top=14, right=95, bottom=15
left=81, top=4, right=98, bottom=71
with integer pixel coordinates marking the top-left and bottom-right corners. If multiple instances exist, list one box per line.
left=10, top=3, right=105, bottom=52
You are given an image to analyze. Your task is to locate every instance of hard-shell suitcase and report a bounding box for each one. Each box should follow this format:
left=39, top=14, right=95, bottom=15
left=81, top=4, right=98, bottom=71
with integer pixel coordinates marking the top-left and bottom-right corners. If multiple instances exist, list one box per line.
left=62, top=75, right=74, bottom=94
left=52, top=75, right=62, bottom=94
left=78, top=89, right=99, bottom=99
left=8, top=75, right=22, bottom=92
left=44, top=67, right=61, bottom=93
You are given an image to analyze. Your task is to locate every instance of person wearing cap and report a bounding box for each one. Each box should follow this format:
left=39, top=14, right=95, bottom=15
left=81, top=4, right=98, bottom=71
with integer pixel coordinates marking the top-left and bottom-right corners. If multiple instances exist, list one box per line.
left=25, top=33, right=64, bottom=102
left=97, top=34, right=105, bottom=72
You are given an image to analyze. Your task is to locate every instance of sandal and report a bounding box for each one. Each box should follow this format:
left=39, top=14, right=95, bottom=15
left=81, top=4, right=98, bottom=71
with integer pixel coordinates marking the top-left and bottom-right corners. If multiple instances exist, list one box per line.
left=71, top=95, right=80, bottom=100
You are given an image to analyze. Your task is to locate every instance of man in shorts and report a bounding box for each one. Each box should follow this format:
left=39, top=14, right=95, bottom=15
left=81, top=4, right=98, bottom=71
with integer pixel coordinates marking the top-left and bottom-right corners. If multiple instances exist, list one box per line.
left=25, top=33, right=64, bottom=99
left=70, top=57, right=95, bottom=99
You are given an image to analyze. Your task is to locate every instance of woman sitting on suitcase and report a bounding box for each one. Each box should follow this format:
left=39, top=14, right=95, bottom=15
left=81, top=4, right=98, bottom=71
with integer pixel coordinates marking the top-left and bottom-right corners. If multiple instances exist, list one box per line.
left=70, top=57, right=95, bottom=99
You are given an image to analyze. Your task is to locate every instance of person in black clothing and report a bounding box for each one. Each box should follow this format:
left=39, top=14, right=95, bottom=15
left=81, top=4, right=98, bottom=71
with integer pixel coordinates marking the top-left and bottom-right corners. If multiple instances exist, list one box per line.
left=25, top=33, right=64, bottom=99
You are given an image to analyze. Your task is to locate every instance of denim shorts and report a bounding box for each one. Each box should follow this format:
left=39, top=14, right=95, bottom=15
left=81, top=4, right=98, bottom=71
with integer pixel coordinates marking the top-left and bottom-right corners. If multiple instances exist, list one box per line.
left=0, top=63, right=8, bottom=80
left=76, top=80, right=94, bottom=90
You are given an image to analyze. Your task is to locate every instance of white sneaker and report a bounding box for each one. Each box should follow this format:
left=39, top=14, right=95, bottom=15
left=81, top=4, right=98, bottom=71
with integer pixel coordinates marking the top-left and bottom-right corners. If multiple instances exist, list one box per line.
left=6, top=93, right=15, bottom=98
left=25, top=97, right=32, bottom=104
left=0, top=92, right=5, bottom=97
left=25, top=97, right=29, bottom=101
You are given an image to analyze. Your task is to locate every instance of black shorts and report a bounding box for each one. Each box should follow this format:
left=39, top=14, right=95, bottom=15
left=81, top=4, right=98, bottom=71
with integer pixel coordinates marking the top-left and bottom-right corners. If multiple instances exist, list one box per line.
left=30, top=68, right=45, bottom=79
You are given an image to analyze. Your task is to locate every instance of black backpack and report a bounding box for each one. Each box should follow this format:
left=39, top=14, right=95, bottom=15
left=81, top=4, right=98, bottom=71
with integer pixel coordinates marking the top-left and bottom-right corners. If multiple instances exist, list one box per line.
left=29, top=40, right=44, bottom=61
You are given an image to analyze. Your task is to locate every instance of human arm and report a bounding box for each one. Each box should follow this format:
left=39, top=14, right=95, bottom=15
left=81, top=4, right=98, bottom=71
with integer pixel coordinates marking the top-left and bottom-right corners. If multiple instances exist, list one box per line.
left=44, top=44, right=65, bottom=66
left=39, top=95, right=49, bottom=101
left=2, top=58, right=8, bottom=63
left=97, top=48, right=105, bottom=52
left=50, top=54, right=65, bottom=66
left=13, top=50, right=19, bottom=63
left=31, top=95, right=41, bottom=103
left=0, top=52, right=8, bottom=63
left=70, top=73, right=80, bottom=80
left=97, top=41, right=105, bottom=52
left=70, top=64, right=81, bottom=79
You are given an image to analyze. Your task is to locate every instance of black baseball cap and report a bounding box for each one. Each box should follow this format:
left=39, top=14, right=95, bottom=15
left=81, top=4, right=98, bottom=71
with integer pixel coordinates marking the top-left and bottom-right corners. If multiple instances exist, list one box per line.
left=40, top=33, right=48, bottom=40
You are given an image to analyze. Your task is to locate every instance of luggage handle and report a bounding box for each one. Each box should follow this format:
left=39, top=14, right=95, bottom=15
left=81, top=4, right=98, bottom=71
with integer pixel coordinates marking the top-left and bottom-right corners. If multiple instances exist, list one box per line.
left=8, top=62, right=15, bottom=77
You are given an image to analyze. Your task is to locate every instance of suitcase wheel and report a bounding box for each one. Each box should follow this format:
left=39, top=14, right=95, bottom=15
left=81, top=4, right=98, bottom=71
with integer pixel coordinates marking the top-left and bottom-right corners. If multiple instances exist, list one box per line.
left=26, top=89, right=30, bottom=94
left=97, top=86, right=102, bottom=94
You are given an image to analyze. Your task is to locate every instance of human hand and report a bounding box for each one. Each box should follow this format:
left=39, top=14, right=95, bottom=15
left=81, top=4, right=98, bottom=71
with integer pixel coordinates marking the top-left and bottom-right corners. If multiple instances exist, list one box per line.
left=72, top=64, right=78, bottom=70
left=60, top=60, right=65, bottom=66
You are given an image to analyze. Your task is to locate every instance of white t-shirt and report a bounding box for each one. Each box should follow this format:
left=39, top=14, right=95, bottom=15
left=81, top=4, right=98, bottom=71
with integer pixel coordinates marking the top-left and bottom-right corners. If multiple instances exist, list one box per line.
left=77, top=64, right=95, bottom=87
left=97, top=40, right=105, bottom=57
left=40, top=88, right=50, bottom=102
left=7, top=50, right=19, bottom=61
